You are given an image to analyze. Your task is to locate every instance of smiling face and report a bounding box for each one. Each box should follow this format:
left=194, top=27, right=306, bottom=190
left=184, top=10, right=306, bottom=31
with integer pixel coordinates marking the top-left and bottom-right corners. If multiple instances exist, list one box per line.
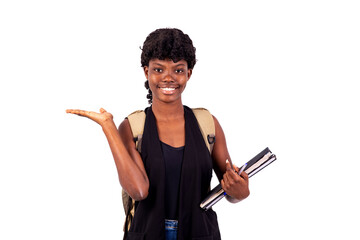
left=144, top=58, right=192, bottom=105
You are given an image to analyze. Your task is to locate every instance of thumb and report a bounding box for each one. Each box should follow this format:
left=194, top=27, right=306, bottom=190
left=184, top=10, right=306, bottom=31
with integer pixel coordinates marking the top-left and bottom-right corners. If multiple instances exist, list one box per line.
left=225, top=159, right=232, bottom=171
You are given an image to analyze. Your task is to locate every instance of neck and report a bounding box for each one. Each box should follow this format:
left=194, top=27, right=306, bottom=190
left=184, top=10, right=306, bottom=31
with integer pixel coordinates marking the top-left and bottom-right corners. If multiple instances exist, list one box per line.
left=151, top=99, right=184, bottom=121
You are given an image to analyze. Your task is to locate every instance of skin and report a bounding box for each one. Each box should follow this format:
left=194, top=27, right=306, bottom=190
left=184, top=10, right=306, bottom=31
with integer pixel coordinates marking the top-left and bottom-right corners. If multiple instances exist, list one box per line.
left=66, top=58, right=249, bottom=203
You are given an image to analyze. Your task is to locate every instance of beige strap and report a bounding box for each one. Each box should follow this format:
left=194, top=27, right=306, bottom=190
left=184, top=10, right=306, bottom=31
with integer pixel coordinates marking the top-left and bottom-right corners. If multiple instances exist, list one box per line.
left=123, top=110, right=146, bottom=233
left=192, top=108, right=216, bottom=154
left=127, top=110, right=146, bottom=153
left=123, top=111, right=145, bottom=233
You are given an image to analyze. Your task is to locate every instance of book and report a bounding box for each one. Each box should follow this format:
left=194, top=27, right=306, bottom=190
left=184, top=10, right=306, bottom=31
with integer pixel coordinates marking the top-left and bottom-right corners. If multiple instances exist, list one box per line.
left=200, top=147, right=277, bottom=211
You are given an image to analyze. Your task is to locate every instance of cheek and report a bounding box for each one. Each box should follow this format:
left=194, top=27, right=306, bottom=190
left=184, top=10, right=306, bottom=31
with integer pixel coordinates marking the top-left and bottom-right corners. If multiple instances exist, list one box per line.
left=148, top=78, right=157, bottom=92
left=180, top=79, right=189, bottom=90
left=180, top=82, right=187, bottom=92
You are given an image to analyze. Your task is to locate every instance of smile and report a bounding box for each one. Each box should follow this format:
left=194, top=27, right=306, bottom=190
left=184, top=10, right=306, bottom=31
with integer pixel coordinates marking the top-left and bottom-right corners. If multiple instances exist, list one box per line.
left=158, top=86, right=179, bottom=95
left=160, top=87, right=176, bottom=91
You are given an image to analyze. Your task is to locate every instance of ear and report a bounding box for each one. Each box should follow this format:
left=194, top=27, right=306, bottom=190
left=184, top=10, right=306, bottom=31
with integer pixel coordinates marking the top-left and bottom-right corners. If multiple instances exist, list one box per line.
left=187, top=69, right=193, bottom=80
left=143, top=66, right=149, bottom=79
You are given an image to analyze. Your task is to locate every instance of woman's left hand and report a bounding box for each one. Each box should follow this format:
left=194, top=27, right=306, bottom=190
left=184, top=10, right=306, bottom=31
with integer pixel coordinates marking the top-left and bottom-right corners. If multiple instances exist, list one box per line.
left=221, top=160, right=250, bottom=202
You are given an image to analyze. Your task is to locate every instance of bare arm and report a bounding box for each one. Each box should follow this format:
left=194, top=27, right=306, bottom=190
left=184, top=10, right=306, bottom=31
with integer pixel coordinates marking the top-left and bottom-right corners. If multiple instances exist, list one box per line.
left=66, top=108, right=149, bottom=200
left=211, top=116, right=250, bottom=203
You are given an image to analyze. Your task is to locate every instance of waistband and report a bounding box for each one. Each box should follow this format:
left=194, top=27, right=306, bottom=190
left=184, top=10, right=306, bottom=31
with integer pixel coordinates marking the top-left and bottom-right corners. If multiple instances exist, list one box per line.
left=165, top=219, right=178, bottom=229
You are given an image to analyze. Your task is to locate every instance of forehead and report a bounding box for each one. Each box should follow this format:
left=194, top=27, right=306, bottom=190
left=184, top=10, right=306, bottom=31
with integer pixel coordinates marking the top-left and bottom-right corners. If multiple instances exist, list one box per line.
left=149, top=58, right=187, bottom=67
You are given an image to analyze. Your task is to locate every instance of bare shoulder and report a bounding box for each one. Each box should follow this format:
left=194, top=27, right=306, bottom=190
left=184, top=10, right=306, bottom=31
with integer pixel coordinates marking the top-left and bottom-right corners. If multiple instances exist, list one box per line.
left=118, top=118, right=131, bottom=134
left=212, top=115, right=225, bottom=141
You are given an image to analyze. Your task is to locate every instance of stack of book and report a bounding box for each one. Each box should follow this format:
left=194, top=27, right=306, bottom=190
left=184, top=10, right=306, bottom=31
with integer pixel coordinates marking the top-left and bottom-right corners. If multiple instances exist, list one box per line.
left=200, top=147, right=277, bottom=211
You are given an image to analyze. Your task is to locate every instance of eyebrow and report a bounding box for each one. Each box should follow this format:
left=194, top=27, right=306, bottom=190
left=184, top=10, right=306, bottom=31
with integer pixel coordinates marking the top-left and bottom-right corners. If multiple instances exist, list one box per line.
left=153, top=63, right=164, bottom=67
left=175, top=63, right=186, bottom=67
left=153, top=62, right=186, bottom=67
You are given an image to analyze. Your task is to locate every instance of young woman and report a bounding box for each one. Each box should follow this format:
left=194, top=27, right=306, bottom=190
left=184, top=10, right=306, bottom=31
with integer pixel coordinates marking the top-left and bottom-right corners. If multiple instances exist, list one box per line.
left=67, top=28, right=249, bottom=240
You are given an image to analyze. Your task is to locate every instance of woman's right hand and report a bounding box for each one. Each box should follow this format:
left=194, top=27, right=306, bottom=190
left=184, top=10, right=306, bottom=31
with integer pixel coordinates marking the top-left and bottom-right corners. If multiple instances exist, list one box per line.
left=67, top=107, right=150, bottom=200
left=66, top=108, right=114, bottom=126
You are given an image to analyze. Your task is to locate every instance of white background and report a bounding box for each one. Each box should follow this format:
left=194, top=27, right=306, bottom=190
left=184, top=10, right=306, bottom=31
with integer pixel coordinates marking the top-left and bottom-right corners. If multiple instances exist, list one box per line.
left=1, top=0, right=359, bottom=239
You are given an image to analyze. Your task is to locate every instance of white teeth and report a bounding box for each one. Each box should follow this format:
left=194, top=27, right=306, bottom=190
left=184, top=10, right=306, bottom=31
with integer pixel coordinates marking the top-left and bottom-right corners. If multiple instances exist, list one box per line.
left=161, top=88, right=175, bottom=91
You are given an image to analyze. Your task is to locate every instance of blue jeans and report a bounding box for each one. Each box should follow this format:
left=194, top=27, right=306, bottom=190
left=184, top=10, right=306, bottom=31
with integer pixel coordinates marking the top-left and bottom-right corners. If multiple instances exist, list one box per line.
left=165, top=219, right=178, bottom=240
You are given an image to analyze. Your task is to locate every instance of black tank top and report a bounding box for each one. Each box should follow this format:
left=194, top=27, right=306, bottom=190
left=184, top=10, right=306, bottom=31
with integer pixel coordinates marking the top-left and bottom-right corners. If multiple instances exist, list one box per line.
left=160, top=141, right=184, bottom=220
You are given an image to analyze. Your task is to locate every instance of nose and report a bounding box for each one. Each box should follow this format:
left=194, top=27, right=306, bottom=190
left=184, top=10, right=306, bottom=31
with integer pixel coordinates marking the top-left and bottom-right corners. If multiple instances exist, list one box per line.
left=162, top=72, right=175, bottom=82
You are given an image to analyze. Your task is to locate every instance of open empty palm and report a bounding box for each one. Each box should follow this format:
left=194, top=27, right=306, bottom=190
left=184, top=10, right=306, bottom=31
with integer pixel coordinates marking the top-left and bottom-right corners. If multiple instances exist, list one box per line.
left=66, top=108, right=113, bottom=126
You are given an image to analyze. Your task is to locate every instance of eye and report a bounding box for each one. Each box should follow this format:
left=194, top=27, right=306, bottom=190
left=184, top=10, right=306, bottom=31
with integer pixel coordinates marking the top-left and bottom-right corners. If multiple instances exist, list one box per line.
left=154, top=68, right=163, bottom=73
left=175, top=69, right=184, bottom=74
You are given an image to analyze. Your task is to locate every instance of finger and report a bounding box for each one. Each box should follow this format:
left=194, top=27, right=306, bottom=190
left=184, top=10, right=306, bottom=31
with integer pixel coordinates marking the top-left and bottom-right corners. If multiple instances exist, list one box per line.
left=240, top=171, right=249, bottom=181
left=100, top=108, right=107, bottom=113
left=223, top=172, right=229, bottom=183
left=66, top=109, right=92, bottom=118
left=225, top=159, right=233, bottom=171
left=227, top=169, right=241, bottom=183
left=220, top=179, right=226, bottom=190
left=221, top=177, right=231, bottom=191
left=225, top=161, right=239, bottom=178
left=66, top=109, right=85, bottom=115
left=223, top=171, right=236, bottom=188
left=66, top=109, right=78, bottom=114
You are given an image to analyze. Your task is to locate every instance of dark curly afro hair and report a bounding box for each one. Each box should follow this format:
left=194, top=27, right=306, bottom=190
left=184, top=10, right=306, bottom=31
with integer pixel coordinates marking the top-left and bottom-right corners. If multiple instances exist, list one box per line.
left=141, top=28, right=196, bottom=104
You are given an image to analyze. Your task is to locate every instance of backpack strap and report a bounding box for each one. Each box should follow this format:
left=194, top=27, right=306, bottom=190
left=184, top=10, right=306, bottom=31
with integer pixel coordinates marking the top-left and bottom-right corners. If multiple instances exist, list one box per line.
left=192, top=108, right=216, bottom=154
left=122, top=110, right=146, bottom=236
left=127, top=110, right=146, bottom=153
